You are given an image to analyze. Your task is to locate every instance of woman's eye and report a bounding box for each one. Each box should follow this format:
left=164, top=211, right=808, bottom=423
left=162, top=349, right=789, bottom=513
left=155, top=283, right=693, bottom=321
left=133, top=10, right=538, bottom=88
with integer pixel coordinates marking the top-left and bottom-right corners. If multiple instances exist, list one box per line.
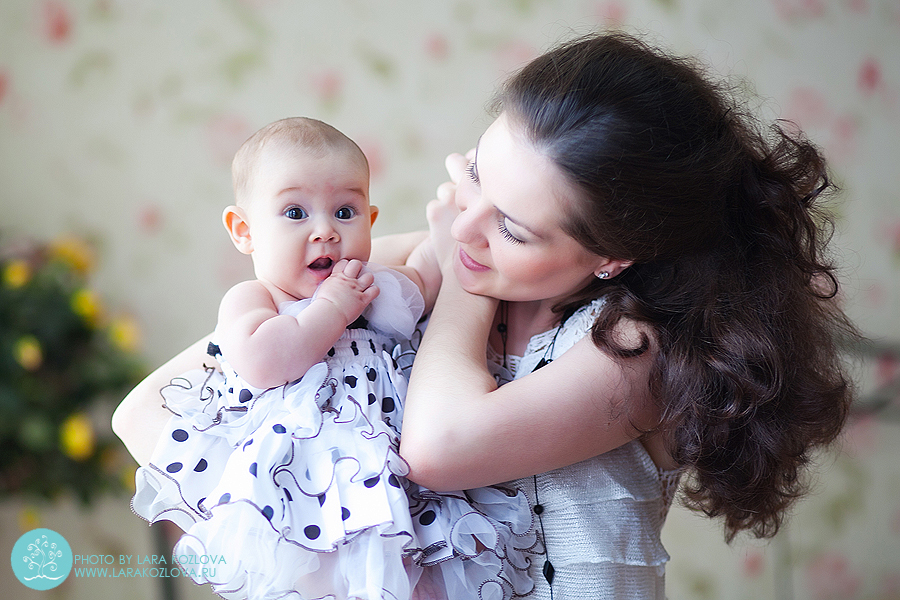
left=498, top=216, right=523, bottom=245
left=335, top=207, right=356, bottom=219
left=285, top=207, right=307, bottom=220
left=465, top=161, right=480, bottom=185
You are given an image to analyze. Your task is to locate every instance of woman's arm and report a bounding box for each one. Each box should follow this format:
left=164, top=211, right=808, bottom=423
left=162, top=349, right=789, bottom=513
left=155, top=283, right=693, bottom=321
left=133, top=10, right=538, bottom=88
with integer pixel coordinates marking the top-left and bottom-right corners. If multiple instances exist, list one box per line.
left=400, top=275, right=659, bottom=491
left=112, top=335, right=214, bottom=466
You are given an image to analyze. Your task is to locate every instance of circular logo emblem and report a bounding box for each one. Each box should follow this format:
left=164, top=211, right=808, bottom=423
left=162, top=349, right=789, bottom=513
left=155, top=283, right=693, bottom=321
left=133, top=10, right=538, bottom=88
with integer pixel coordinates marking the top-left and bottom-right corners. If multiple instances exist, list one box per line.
left=10, top=528, right=73, bottom=590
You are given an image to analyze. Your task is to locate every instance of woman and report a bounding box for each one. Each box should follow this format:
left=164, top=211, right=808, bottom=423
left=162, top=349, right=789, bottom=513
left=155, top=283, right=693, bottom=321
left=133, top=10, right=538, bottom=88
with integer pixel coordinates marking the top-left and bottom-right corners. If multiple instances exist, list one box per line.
left=115, top=32, right=855, bottom=599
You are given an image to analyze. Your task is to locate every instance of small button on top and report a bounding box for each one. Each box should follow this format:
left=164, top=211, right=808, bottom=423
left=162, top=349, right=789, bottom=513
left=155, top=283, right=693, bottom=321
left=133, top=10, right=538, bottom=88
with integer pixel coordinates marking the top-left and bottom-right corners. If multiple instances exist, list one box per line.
left=533, top=504, right=544, bottom=515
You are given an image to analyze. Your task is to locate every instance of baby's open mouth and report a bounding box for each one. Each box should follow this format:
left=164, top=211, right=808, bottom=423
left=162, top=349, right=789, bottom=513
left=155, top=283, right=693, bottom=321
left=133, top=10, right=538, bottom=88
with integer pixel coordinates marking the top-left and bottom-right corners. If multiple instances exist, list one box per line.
left=308, top=257, right=334, bottom=271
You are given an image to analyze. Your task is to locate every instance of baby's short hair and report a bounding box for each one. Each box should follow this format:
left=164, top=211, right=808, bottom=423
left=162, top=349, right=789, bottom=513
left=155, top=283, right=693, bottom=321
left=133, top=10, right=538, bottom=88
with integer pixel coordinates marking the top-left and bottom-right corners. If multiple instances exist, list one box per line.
left=232, top=117, right=368, bottom=205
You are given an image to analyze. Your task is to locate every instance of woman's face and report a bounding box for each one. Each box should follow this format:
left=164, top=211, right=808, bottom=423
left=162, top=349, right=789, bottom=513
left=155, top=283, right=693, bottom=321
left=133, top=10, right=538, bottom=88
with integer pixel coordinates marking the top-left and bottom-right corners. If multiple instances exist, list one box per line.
left=450, top=113, right=617, bottom=304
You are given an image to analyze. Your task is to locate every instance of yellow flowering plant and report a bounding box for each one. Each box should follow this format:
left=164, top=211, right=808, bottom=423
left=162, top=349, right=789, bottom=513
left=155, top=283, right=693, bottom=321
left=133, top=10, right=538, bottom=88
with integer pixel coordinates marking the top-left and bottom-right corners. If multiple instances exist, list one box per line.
left=0, top=236, right=146, bottom=504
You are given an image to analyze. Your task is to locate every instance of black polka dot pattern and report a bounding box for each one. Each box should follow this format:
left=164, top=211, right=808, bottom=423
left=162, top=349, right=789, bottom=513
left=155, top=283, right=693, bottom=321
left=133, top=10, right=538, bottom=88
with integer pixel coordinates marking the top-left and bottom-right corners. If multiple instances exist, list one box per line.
left=141, top=309, right=429, bottom=587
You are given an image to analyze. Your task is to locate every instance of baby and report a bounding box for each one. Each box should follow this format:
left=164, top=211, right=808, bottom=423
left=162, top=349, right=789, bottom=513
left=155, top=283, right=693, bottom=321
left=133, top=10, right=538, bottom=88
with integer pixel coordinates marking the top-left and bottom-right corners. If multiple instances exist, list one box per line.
left=130, top=117, right=535, bottom=600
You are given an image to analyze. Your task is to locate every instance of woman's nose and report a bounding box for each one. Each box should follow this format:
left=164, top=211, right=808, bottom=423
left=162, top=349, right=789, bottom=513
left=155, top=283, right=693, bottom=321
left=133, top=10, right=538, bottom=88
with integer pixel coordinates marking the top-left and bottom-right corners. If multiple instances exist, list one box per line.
left=450, top=197, right=486, bottom=247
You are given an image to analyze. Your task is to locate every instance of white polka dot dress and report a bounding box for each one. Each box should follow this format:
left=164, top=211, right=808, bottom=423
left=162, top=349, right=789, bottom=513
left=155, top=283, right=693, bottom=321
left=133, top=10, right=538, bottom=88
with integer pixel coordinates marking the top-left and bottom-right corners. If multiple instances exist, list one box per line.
left=133, top=267, right=424, bottom=600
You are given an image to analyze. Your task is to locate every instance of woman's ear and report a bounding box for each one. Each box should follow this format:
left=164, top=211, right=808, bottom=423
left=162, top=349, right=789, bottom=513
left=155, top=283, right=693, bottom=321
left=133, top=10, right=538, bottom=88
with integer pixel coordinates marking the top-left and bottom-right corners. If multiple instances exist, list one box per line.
left=223, top=206, right=253, bottom=254
left=594, top=258, right=633, bottom=279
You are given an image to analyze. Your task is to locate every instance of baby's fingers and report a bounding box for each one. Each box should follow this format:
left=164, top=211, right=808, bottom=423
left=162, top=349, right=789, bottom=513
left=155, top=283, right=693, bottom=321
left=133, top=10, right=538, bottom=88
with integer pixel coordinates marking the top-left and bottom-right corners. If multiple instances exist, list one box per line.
left=362, top=283, right=379, bottom=305
left=333, top=258, right=365, bottom=279
left=444, top=152, right=469, bottom=185
left=356, top=269, right=375, bottom=290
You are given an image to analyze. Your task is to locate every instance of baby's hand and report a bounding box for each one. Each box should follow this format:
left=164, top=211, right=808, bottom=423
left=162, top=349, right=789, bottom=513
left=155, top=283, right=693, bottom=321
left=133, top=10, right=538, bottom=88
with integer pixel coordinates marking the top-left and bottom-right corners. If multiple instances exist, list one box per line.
left=315, top=259, right=379, bottom=326
left=427, top=152, right=469, bottom=270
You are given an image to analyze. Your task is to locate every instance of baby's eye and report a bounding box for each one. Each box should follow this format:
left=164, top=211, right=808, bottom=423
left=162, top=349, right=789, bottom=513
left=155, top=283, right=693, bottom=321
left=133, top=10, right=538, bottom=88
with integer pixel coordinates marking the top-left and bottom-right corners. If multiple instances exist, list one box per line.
left=285, top=207, right=307, bottom=220
left=335, top=207, right=356, bottom=219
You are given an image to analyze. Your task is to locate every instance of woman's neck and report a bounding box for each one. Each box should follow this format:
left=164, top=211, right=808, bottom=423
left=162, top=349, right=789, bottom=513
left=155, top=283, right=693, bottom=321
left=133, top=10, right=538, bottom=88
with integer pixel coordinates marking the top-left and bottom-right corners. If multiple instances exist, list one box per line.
left=491, top=299, right=563, bottom=358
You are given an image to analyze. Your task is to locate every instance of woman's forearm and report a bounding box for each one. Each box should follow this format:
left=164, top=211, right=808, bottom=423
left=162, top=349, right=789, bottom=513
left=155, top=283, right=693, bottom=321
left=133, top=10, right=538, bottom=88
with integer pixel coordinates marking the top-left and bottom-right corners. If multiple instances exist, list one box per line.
left=112, top=335, right=214, bottom=466
left=400, top=277, right=499, bottom=483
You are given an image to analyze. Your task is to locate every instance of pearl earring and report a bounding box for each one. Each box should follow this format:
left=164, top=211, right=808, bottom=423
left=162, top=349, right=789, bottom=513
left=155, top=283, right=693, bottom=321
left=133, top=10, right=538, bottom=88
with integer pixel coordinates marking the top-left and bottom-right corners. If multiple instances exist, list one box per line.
left=597, top=271, right=610, bottom=279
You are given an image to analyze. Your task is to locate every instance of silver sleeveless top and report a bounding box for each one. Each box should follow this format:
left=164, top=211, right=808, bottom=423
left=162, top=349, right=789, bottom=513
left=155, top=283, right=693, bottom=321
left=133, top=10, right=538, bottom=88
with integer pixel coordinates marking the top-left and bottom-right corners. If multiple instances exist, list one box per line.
left=489, top=299, right=679, bottom=600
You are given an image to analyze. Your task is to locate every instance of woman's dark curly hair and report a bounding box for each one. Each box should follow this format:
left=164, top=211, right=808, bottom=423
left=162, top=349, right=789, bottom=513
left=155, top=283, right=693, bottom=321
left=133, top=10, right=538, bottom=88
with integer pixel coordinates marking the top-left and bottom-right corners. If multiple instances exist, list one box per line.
left=495, top=32, right=857, bottom=541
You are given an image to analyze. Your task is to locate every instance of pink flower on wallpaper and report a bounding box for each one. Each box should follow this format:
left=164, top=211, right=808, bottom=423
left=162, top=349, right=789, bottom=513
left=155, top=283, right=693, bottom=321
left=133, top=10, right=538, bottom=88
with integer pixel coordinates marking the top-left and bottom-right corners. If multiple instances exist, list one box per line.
left=806, top=551, right=862, bottom=600
left=137, top=203, right=164, bottom=236
left=857, top=57, right=882, bottom=95
left=882, top=572, right=900, bottom=598
left=424, top=33, right=449, bottom=62
left=495, top=40, right=539, bottom=76
left=845, top=0, right=869, bottom=14
left=785, top=87, right=832, bottom=128
left=875, top=351, right=900, bottom=389
left=741, top=549, right=765, bottom=578
left=842, top=413, right=879, bottom=457
left=772, top=0, right=826, bottom=20
left=878, top=217, right=900, bottom=259
left=593, top=1, right=627, bottom=26
left=355, top=137, right=385, bottom=181
left=0, top=70, right=8, bottom=106
left=308, top=69, right=343, bottom=104
left=205, top=114, right=253, bottom=168
left=41, top=0, right=72, bottom=44
left=783, top=87, right=858, bottom=163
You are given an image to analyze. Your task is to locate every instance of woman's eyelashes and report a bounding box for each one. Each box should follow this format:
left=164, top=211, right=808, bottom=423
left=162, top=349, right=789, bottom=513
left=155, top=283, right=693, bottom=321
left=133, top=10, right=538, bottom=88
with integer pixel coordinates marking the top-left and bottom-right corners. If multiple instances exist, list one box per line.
left=465, top=161, right=480, bottom=185
left=497, top=215, right=523, bottom=245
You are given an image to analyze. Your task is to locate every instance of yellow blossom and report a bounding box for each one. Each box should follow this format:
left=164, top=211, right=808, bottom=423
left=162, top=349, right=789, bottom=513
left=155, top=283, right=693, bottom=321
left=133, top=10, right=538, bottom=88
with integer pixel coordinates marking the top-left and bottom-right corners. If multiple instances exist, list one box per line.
left=14, top=336, right=43, bottom=371
left=120, top=465, right=137, bottom=493
left=49, top=236, right=95, bottom=274
left=71, top=288, right=103, bottom=327
left=60, top=413, right=95, bottom=461
left=3, top=260, right=32, bottom=289
left=108, top=315, right=141, bottom=352
left=18, top=506, right=41, bottom=533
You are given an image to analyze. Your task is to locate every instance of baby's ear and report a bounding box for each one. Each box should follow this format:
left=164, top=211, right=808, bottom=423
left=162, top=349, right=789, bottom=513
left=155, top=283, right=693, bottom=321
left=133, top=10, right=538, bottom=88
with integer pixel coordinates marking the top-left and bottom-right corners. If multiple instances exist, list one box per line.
left=223, top=206, right=253, bottom=254
left=369, top=205, right=379, bottom=227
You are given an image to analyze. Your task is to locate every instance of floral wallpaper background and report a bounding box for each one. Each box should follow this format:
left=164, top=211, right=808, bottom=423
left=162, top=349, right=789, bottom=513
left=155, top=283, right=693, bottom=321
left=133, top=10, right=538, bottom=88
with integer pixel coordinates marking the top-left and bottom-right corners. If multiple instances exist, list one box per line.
left=1, top=0, right=898, bottom=599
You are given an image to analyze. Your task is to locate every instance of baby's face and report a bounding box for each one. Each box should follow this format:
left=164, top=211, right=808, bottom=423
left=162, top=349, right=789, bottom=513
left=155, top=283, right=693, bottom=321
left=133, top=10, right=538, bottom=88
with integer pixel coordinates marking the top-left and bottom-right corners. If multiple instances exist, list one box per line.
left=242, top=144, right=375, bottom=300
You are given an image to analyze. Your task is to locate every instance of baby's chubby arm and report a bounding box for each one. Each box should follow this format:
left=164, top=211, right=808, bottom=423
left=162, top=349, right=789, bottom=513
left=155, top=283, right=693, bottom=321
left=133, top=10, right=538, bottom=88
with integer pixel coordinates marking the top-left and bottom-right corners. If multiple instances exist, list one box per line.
left=217, top=259, right=378, bottom=389
left=392, top=153, right=468, bottom=312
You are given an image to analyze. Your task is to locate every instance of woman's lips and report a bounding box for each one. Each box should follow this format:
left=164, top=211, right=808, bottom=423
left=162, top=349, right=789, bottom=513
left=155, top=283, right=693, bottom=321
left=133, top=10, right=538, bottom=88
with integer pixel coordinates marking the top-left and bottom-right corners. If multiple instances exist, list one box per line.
left=458, top=248, right=489, bottom=272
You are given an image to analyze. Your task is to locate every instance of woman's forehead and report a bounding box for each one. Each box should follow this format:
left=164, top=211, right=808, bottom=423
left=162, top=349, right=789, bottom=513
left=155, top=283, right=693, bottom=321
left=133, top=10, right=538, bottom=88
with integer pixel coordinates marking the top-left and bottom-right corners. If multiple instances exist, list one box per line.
left=477, top=114, right=577, bottom=234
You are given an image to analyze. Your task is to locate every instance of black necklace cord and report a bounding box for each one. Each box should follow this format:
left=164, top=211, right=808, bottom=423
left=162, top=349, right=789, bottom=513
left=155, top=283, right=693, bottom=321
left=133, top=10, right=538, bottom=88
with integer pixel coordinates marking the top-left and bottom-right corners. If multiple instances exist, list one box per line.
left=496, top=305, right=577, bottom=597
